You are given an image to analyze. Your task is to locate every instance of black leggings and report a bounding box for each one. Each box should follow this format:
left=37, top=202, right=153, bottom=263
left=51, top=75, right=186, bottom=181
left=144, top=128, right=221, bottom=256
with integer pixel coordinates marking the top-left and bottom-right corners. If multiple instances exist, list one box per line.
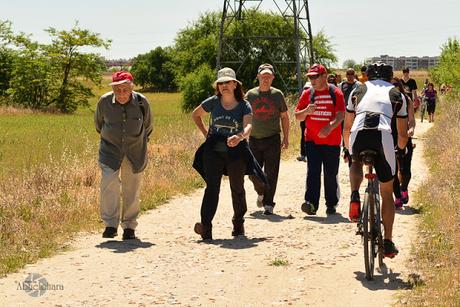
left=399, top=137, right=413, bottom=191
left=393, top=167, right=402, bottom=198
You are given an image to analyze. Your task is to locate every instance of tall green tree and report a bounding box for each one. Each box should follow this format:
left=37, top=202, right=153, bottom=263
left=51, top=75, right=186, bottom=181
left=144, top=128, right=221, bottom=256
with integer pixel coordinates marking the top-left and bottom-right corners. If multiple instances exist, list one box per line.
left=0, top=21, right=15, bottom=97
left=172, top=10, right=337, bottom=111
left=44, top=24, right=111, bottom=113
left=172, top=12, right=220, bottom=84
left=130, top=47, right=176, bottom=91
left=7, top=40, right=54, bottom=109
left=3, top=21, right=111, bottom=112
left=312, top=30, right=337, bottom=69
left=171, top=12, right=220, bottom=111
left=430, top=37, right=460, bottom=90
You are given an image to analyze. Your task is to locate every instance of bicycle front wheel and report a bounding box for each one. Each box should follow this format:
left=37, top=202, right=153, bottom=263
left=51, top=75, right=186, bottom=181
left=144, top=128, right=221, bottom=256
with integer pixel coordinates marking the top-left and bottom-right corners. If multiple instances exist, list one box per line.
left=362, top=190, right=375, bottom=280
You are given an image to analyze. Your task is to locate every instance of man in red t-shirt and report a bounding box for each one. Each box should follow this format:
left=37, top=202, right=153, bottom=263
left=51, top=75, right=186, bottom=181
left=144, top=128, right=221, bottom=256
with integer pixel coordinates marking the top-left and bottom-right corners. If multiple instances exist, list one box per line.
left=295, top=64, right=345, bottom=215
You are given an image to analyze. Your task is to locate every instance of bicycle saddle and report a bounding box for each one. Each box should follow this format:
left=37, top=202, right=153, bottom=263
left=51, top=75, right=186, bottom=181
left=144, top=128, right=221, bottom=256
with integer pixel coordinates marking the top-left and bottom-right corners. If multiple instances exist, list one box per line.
left=359, top=150, right=378, bottom=166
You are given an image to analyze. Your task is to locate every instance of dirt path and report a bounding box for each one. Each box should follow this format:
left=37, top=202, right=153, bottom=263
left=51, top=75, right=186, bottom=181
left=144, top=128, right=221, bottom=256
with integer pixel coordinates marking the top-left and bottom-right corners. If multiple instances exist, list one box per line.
left=1, top=121, right=431, bottom=306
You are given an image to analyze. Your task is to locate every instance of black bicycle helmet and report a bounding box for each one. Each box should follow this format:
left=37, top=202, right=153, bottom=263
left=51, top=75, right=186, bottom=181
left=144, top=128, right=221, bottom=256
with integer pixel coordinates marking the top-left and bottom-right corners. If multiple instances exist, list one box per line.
left=366, top=62, right=393, bottom=82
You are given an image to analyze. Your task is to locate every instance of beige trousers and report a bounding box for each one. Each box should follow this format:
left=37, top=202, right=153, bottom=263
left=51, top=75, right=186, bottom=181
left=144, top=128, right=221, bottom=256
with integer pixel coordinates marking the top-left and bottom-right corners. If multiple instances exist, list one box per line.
left=99, top=158, right=142, bottom=230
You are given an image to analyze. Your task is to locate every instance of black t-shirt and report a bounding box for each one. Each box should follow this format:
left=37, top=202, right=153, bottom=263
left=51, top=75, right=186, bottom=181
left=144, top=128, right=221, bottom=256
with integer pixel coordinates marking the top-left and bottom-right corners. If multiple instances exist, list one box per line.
left=401, top=78, right=417, bottom=100
left=391, top=93, right=410, bottom=143
left=339, top=81, right=359, bottom=103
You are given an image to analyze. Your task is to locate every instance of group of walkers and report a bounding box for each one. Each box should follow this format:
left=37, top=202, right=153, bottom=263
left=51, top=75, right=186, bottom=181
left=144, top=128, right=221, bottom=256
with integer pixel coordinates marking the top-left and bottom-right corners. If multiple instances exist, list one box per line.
left=93, top=62, right=426, bottom=260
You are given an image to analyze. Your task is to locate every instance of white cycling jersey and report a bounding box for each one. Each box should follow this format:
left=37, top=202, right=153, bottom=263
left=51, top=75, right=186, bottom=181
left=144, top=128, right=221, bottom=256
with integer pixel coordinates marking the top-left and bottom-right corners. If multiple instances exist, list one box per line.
left=346, top=80, right=408, bottom=133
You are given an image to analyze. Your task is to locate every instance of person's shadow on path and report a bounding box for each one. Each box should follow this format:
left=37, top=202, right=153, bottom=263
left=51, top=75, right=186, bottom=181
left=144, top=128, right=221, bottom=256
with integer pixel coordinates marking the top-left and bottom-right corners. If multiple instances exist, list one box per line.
left=198, top=236, right=267, bottom=250
left=95, top=239, right=155, bottom=253
left=396, top=205, right=420, bottom=216
left=248, top=211, right=295, bottom=223
left=303, top=213, right=349, bottom=224
left=353, top=266, right=412, bottom=291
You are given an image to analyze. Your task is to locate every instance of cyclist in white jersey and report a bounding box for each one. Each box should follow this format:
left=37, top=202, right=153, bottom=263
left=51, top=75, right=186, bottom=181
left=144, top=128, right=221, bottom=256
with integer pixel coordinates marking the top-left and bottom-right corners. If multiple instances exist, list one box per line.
left=343, top=63, right=409, bottom=258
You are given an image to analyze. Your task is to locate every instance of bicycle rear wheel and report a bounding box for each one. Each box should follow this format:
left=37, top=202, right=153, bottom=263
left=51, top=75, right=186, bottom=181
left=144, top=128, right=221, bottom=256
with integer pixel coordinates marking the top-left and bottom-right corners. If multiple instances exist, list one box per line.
left=362, top=190, right=375, bottom=280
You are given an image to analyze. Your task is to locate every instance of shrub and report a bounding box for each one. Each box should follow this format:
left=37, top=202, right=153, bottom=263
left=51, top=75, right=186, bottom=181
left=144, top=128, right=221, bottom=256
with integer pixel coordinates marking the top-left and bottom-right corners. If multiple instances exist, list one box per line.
left=180, top=63, right=215, bottom=112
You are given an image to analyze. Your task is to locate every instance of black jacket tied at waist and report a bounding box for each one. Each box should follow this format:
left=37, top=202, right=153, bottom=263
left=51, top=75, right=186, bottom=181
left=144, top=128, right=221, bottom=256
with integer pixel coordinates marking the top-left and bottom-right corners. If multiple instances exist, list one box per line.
left=192, top=134, right=268, bottom=186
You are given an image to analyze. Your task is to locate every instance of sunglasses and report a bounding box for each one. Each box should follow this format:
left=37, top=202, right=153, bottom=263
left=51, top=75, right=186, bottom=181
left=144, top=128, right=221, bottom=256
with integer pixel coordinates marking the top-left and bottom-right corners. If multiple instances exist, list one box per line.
left=217, top=81, right=233, bottom=85
left=308, top=74, right=321, bottom=80
left=346, top=73, right=355, bottom=76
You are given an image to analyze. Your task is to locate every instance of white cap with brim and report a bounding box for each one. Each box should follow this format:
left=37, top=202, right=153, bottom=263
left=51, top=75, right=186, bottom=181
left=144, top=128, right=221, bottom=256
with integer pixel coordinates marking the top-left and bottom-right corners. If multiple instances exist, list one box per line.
left=258, top=68, right=274, bottom=75
left=109, top=79, right=133, bottom=86
left=213, top=67, right=242, bottom=88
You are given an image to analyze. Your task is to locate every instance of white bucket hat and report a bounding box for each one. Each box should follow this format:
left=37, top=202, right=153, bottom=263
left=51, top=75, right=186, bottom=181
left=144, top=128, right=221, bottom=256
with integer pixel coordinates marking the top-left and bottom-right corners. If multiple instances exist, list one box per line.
left=213, top=67, right=242, bottom=88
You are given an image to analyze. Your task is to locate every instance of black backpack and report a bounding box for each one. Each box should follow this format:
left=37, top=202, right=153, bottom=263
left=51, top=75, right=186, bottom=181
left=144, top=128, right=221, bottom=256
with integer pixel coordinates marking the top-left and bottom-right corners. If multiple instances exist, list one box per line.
left=135, top=93, right=146, bottom=119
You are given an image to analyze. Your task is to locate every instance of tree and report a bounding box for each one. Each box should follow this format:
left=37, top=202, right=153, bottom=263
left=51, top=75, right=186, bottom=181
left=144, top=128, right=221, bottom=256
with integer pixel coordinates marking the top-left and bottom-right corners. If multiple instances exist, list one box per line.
left=171, top=10, right=337, bottom=110
left=342, top=59, right=356, bottom=69
left=181, top=64, right=215, bottom=112
left=44, top=24, right=111, bottom=113
left=130, top=47, right=176, bottom=91
left=312, top=30, right=337, bottom=69
left=7, top=40, right=54, bottom=109
left=430, top=37, right=460, bottom=90
left=3, top=21, right=111, bottom=112
left=0, top=21, right=15, bottom=97
left=171, top=12, right=220, bottom=85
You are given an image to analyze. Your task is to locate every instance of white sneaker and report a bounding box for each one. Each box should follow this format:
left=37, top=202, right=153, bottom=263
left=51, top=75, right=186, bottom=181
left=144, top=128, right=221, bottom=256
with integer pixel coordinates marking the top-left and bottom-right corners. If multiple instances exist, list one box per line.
left=256, top=194, right=264, bottom=208
left=263, top=205, right=274, bottom=215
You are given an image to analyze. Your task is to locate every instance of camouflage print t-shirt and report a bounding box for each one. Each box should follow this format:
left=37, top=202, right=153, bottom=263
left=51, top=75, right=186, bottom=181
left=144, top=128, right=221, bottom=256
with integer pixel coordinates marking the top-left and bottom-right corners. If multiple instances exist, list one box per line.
left=201, top=95, right=252, bottom=138
left=245, top=87, right=287, bottom=139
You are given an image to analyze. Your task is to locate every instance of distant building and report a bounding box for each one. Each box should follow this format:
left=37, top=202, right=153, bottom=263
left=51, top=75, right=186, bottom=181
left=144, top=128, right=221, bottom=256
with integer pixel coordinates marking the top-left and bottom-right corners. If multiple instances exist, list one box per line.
left=105, top=59, right=133, bottom=71
left=364, top=55, right=439, bottom=70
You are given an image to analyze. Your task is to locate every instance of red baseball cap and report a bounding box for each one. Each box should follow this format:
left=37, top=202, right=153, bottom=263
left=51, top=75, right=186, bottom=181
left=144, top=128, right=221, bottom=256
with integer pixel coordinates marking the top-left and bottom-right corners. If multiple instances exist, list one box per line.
left=306, top=64, right=327, bottom=76
left=109, top=71, right=133, bottom=86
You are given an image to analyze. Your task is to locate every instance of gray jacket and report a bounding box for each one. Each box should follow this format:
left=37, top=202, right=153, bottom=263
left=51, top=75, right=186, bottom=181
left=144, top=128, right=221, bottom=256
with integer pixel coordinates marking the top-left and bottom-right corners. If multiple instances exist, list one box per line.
left=95, top=91, right=153, bottom=173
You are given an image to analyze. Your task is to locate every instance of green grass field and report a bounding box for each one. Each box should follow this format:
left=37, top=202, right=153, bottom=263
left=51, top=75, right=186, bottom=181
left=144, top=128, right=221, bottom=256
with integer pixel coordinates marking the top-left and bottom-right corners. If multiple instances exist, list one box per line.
left=0, top=81, right=193, bottom=175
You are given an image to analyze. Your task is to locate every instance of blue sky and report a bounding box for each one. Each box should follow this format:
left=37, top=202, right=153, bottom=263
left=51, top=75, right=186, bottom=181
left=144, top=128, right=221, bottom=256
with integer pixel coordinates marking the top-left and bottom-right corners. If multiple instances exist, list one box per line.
left=1, top=0, right=459, bottom=66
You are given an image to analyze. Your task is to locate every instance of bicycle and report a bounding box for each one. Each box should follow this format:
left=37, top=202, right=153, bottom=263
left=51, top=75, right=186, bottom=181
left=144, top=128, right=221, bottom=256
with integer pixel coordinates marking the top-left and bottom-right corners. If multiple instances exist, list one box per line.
left=356, top=150, right=385, bottom=280
left=419, top=96, right=427, bottom=123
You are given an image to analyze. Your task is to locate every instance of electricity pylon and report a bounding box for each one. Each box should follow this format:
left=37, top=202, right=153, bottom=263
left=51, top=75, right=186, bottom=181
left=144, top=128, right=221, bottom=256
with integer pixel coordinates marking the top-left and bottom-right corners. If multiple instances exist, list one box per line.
left=217, top=0, right=314, bottom=93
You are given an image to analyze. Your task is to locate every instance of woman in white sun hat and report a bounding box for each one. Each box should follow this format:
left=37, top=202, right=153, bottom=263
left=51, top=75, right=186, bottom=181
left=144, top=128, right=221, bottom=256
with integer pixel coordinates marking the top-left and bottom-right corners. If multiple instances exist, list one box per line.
left=191, top=67, right=266, bottom=240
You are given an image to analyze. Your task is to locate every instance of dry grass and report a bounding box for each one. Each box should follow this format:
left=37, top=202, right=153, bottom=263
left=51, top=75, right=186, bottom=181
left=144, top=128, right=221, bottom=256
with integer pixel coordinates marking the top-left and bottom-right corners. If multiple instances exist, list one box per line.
left=403, top=92, right=460, bottom=305
left=0, top=105, right=35, bottom=115
left=0, top=135, right=203, bottom=275
left=0, top=142, right=100, bottom=273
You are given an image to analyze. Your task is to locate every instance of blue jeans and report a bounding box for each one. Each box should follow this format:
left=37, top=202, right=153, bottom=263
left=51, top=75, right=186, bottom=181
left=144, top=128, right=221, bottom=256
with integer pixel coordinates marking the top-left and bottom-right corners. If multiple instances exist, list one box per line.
left=304, top=142, right=341, bottom=209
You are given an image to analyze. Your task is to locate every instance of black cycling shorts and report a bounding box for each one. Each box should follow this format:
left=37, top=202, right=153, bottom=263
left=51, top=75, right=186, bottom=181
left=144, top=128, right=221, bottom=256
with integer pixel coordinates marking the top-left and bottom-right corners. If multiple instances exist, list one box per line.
left=350, top=129, right=395, bottom=183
